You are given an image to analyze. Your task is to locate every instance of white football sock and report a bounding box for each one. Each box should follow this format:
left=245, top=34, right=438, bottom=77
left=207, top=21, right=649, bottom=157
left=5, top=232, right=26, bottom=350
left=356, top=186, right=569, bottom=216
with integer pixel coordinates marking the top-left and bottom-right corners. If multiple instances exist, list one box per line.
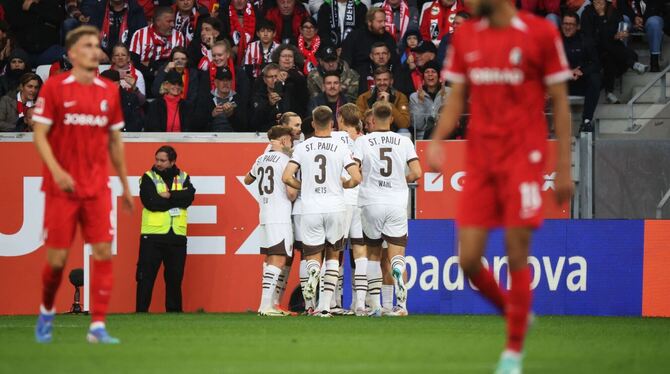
left=353, top=257, right=368, bottom=310
left=367, top=260, right=382, bottom=310
left=382, top=285, right=394, bottom=310
left=273, top=266, right=290, bottom=307
left=317, top=260, right=339, bottom=312
left=260, top=264, right=281, bottom=312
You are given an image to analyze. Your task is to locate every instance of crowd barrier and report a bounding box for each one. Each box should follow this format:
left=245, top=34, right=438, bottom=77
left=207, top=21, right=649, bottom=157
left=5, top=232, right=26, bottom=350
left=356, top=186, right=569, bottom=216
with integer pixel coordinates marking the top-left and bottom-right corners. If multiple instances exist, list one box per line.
left=0, top=139, right=667, bottom=316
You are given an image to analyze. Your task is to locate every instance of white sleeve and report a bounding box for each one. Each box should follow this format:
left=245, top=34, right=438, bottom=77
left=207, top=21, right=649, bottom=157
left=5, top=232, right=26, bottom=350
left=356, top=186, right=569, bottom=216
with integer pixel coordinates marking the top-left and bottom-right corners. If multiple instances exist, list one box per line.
left=342, top=146, right=355, bottom=170
left=136, top=71, right=146, bottom=96
left=291, top=146, right=304, bottom=167
left=352, top=136, right=365, bottom=164
left=404, top=138, right=419, bottom=163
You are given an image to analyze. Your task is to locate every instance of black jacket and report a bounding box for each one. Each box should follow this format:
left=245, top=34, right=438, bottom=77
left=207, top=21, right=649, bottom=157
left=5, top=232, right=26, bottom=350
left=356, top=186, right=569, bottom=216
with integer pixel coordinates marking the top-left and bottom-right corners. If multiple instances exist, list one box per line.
left=119, top=88, right=144, bottom=132
left=581, top=3, right=623, bottom=52
left=144, top=96, right=195, bottom=132
left=341, top=28, right=399, bottom=73
left=250, top=80, right=291, bottom=133
left=3, top=0, right=66, bottom=54
left=317, top=0, right=368, bottom=47
left=562, top=31, right=600, bottom=76
left=139, top=165, right=195, bottom=242
left=195, top=67, right=250, bottom=129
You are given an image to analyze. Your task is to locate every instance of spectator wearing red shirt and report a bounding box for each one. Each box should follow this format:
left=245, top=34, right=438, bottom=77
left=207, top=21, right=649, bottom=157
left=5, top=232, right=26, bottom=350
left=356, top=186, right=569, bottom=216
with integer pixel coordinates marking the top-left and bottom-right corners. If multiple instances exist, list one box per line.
left=518, top=0, right=561, bottom=27
left=265, top=0, right=309, bottom=45
left=418, top=0, right=464, bottom=46
left=219, top=0, right=258, bottom=64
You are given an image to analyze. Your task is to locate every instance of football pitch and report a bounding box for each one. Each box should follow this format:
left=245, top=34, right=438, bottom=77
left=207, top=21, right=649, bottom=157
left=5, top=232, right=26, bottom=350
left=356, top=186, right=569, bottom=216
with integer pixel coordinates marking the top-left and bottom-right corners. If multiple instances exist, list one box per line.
left=1, top=314, right=669, bottom=373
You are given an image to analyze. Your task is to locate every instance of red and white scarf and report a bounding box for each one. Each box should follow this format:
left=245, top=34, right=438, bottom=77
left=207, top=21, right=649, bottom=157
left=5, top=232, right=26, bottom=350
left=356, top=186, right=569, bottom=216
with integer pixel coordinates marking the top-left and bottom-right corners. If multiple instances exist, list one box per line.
left=112, top=63, right=139, bottom=91
left=243, top=40, right=279, bottom=78
left=174, top=6, right=199, bottom=44
left=148, top=26, right=175, bottom=60
left=204, top=57, right=237, bottom=91
left=298, top=35, right=320, bottom=75
left=16, top=91, right=34, bottom=119
left=229, top=2, right=256, bottom=64
left=425, top=0, right=460, bottom=42
left=100, top=1, right=129, bottom=50
left=383, top=0, right=410, bottom=43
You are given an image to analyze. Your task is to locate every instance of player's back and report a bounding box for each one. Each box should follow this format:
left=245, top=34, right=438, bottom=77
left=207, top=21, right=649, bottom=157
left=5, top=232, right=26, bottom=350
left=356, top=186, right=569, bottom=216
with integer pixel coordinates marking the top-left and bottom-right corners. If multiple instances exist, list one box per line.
left=442, top=11, right=571, bottom=140
left=251, top=151, right=292, bottom=224
left=332, top=131, right=360, bottom=206
left=354, top=131, right=418, bottom=207
left=291, top=135, right=354, bottom=214
left=33, top=73, right=124, bottom=198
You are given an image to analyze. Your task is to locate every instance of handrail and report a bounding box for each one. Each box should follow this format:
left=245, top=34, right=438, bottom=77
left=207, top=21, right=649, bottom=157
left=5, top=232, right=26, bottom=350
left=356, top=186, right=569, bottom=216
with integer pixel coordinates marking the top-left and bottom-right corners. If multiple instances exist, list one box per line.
left=628, top=64, right=670, bottom=128
left=656, top=187, right=670, bottom=219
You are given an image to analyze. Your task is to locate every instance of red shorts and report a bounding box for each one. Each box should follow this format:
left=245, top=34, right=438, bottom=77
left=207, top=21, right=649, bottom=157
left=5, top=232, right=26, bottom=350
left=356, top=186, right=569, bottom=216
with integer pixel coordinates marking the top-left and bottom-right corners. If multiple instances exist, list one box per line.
left=457, top=136, right=546, bottom=229
left=43, top=192, right=113, bottom=248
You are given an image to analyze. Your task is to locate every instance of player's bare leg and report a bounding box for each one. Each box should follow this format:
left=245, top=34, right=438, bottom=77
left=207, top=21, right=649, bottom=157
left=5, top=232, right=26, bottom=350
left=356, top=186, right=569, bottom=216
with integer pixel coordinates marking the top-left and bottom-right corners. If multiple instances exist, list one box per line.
left=87, top=242, right=120, bottom=344
left=366, top=245, right=383, bottom=317
left=315, top=248, right=340, bottom=317
left=35, top=249, right=69, bottom=343
left=459, top=228, right=507, bottom=312
left=351, top=243, right=368, bottom=315
left=259, top=254, right=288, bottom=317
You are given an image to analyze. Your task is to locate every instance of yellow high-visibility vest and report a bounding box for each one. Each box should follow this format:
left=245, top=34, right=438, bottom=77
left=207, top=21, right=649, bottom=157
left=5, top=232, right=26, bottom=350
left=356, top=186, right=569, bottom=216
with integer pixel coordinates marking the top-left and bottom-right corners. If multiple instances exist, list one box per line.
left=140, top=170, right=189, bottom=236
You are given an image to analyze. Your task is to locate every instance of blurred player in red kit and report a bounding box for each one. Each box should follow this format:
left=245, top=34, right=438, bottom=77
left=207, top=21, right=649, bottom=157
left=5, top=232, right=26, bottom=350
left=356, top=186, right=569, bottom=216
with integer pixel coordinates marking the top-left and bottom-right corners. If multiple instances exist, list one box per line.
left=32, top=26, right=134, bottom=344
left=427, top=0, right=574, bottom=372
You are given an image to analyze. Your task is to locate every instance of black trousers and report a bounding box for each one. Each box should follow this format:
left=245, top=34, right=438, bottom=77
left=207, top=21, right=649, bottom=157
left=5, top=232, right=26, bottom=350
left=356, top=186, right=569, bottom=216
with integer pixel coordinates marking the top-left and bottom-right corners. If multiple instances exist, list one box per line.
left=601, top=42, right=638, bottom=92
left=569, top=71, right=602, bottom=122
left=136, top=235, right=187, bottom=313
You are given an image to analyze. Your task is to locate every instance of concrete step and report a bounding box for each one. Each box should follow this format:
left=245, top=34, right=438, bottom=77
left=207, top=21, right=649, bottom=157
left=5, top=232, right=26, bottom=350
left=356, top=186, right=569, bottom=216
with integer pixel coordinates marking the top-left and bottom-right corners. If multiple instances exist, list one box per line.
left=629, top=85, right=670, bottom=103
left=595, top=103, right=655, bottom=119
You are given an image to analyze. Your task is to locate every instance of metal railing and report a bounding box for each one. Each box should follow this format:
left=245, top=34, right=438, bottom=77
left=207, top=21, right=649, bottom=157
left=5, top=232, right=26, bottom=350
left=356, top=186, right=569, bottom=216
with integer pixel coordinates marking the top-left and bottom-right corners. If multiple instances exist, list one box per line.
left=656, top=187, right=670, bottom=219
left=627, top=64, right=670, bottom=128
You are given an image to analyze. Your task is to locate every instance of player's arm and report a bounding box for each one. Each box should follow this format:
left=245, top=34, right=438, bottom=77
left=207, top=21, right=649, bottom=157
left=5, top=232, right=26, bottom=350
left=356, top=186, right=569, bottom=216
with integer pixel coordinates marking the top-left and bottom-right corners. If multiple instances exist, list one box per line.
left=343, top=163, right=361, bottom=189
left=286, top=186, right=298, bottom=201
left=243, top=173, right=256, bottom=185
left=546, top=81, right=574, bottom=204
left=282, top=162, right=301, bottom=190
left=33, top=123, right=75, bottom=192
left=406, top=159, right=422, bottom=183
left=109, top=130, right=134, bottom=211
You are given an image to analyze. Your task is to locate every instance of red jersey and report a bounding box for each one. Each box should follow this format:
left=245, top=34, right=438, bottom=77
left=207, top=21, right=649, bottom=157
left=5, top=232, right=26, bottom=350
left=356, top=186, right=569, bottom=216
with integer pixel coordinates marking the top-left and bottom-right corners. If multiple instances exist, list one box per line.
left=442, top=11, right=571, bottom=141
left=33, top=73, right=124, bottom=199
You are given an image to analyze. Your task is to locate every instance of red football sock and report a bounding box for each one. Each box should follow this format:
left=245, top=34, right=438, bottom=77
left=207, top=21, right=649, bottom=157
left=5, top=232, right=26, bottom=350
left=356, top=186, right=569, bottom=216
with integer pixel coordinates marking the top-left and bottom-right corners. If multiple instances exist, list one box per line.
left=506, top=266, right=532, bottom=353
left=470, top=267, right=507, bottom=313
left=91, top=259, right=113, bottom=323
left=42, top=264, right=64, bottom=310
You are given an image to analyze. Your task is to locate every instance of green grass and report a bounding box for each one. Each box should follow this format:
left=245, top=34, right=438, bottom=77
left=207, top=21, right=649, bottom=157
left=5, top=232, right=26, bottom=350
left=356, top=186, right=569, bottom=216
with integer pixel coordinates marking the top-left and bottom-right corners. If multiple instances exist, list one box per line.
left=1, top=314, right=669, bottom=373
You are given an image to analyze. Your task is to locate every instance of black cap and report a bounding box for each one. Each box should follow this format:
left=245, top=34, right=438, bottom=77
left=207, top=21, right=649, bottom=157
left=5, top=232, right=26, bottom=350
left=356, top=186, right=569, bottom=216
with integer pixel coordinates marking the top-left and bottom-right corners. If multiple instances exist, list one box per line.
left=413, top=41, right=438, bottom=55
left=215, top=67, right=233, bottom=81
left=100, top=69, right=120, bottom=82
left=421, top=60, right=441, bottom=74
left=165, top=70, right=184, bottom=85
left=317, top=44, right=338, bottom=62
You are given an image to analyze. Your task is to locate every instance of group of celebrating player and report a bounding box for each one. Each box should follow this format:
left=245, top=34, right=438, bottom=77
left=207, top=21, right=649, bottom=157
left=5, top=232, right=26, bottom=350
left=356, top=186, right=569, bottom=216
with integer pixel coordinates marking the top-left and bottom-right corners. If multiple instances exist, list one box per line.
left=246, top=101, right=421, bottom=318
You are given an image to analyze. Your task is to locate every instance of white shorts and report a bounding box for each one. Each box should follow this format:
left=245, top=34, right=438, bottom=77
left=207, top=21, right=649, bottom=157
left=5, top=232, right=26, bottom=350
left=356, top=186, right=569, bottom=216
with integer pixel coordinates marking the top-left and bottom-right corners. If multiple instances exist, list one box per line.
left=344, top=205, right=364, bottom=246
left=260, top=223, right=293, bottom=257
left=361, top=204, right=408, bottom=247
left=300, top=211, right=346, bottom=255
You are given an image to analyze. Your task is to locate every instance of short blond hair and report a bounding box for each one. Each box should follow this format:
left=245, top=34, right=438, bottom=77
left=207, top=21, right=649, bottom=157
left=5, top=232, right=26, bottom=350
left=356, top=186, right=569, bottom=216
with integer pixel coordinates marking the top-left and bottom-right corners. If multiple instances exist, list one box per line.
left=312, top=106, right=333, bottom=129
left=65, top=25, right=100, bottom=51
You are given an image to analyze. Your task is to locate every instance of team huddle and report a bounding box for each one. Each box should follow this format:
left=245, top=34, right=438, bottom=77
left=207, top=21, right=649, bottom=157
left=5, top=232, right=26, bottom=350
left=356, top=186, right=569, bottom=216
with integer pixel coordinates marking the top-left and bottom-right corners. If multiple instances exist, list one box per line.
left=245, top=102, right=421, bottom=317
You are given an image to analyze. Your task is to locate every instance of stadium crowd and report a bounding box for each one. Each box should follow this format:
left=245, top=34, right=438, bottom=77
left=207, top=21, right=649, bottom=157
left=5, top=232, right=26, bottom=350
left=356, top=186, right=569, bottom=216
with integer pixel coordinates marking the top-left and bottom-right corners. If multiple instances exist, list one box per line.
left=0, top=0, right=666, bottom=135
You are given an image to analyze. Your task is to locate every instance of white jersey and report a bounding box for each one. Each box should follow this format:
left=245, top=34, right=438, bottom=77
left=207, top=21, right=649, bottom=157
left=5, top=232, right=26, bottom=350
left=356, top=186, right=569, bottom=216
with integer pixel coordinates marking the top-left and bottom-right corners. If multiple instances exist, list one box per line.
left=248, top=151, right=293, bottom=224
left=290, top=135, right=356, bottom=214
left=332, top=131, right=360, bottom=206
left=353, top=131, right=419, bottom=207
left=262, top=139, right=304, bottom=215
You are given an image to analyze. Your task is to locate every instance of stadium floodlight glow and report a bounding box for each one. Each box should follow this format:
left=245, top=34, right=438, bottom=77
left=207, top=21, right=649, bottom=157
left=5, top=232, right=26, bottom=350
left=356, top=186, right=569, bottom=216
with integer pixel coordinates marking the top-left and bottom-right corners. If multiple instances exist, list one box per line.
left=68, top=268, right=87, bottom=314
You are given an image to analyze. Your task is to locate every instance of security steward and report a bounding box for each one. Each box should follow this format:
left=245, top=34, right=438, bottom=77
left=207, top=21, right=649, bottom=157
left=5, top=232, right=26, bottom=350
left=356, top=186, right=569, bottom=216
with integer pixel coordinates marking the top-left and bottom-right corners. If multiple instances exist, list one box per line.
left=136, top=145, right=195, bottom=313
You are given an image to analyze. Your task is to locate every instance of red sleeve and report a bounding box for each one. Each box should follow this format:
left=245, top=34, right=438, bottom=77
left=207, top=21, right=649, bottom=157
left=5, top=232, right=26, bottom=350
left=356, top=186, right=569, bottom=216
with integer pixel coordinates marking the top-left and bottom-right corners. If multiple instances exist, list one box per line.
left=48, top=62, right=59, bottom=78
left=32, top=79, right=58, bottom=126
left=440, top=27, right=467, bottom=84
left=540, top=22, right=572, bottom=85
left=419, top=8, right=431, bottom=41
left=108, top=86, right=125, bottom=131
